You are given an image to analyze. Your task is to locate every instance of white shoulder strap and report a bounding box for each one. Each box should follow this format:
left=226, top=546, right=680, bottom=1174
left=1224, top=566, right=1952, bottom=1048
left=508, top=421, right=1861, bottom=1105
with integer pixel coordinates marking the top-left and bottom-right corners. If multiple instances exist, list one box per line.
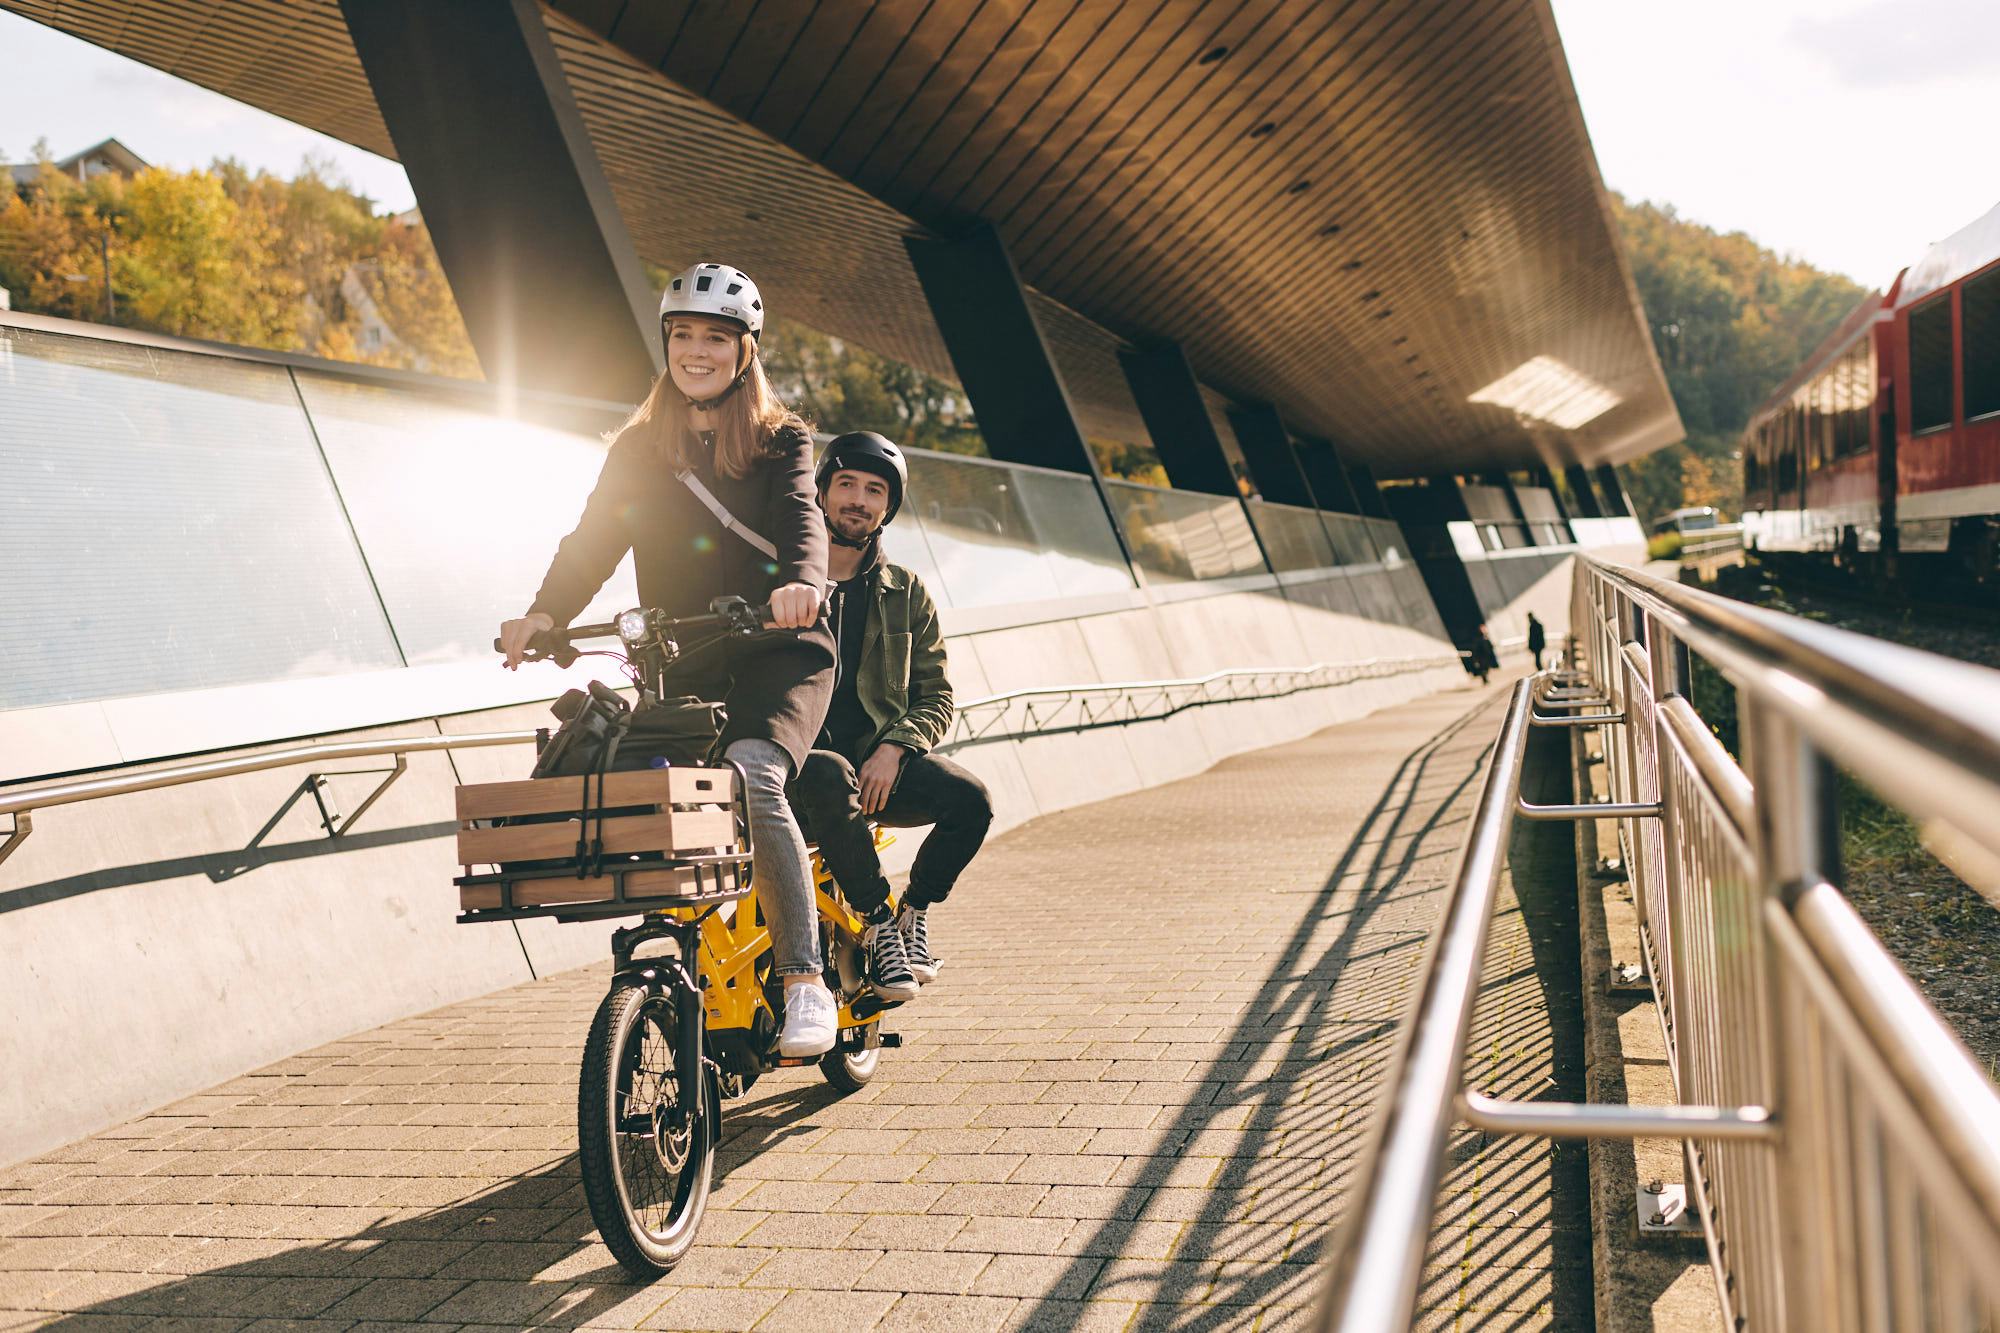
left=675, top=469, right=778, bottom=560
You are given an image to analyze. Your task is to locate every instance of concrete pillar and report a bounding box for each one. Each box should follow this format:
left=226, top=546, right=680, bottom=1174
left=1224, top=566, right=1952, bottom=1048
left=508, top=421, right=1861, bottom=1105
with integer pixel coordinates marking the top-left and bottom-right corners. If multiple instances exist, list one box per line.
left=1347, top=465, right=1392, bottom=520
left=1223, top=404, right=1316, bottom=509
left=902, top=222, right=1135, bottom=570
left=1297, top=437, right=1366, bottom=515
left=1117, top=342, right=1240, bottom=497
left=1528, top=465, right=1579, bottom=543
left=1479, top=469, right=1537, bottom=544
left=340, top=0, right=661, bottom=404
left=903, top=223, right=1100, bottom=478
left=1592, top=464, right=1634, bottom=517
left=1382, top=477, right=1488, bottom=673
left=1563, top=464, right=1606, bottom=518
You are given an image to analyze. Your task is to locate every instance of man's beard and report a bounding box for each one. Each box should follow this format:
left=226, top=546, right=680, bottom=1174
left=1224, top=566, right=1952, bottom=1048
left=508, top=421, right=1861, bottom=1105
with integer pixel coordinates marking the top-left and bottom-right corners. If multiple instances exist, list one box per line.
left=831, top=510, right=881, bottom=544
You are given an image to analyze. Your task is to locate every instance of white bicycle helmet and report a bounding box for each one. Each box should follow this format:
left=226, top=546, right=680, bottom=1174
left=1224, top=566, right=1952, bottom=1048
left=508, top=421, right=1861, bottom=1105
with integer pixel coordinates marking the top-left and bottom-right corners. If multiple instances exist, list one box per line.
left=660, top=262, right=765, bottom=342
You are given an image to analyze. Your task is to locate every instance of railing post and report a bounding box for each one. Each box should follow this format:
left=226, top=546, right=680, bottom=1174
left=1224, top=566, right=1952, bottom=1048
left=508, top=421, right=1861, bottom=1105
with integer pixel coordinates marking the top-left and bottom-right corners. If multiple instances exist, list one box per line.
left=1646, top=618, right=1686, bottom=1053
left=1742, top=695, right=1840, bottom=1330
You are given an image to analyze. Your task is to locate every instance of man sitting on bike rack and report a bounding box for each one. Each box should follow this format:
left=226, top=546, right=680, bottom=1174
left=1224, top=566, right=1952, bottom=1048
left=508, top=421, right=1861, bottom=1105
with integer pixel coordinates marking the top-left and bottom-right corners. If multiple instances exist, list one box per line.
left=788, top=432, right=994, bottom=1000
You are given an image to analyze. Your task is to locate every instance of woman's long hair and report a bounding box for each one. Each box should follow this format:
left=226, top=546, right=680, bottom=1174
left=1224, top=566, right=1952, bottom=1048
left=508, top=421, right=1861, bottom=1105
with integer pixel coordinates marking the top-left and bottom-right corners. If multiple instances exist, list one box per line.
left=611, top=326, right=805, bottom=479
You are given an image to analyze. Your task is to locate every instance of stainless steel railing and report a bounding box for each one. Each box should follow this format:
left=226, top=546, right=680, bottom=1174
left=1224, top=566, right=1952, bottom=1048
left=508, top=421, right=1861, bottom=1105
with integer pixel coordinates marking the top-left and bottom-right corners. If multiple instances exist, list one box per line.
left=1678, top=524, right=1747, bottom=581
left=0, top=650, right=1463, bottom=869
left=1317, top=553, right=2000, bottom=1330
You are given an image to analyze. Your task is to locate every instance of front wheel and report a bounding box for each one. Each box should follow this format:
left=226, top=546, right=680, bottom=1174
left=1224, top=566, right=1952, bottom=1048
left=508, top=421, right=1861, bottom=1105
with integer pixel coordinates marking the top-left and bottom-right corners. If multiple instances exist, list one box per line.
left=819, top=1042, right=879, bottom=1094
left=578, top=980, right=717, bottom=1278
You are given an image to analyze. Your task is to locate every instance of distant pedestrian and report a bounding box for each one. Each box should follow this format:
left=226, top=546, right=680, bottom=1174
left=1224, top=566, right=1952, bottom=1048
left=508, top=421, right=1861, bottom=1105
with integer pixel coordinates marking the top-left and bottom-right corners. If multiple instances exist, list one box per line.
left=1469, top=623, right=1497, bottom=684
left=1526, top=613, right=1547, bottom=671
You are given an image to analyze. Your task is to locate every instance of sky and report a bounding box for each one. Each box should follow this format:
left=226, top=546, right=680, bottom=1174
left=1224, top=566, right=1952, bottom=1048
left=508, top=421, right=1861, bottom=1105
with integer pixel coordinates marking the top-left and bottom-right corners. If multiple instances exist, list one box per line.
left=1548, top=0, right=2000, bottom=286
left=0, top=10, right=415, bottom=215
left=4, top=3, right=1999, bottom=288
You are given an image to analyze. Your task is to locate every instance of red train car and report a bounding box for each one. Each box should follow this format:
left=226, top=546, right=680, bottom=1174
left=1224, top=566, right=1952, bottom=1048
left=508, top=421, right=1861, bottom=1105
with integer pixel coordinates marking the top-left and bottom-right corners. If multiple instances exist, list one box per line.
left=1742, top=202, right=2000, bottom=574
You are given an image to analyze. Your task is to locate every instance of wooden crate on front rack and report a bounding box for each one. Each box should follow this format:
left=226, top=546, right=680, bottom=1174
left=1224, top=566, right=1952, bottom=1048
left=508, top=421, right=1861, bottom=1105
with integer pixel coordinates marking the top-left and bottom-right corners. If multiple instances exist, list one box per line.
left=453, top=767, right=745, bottom=916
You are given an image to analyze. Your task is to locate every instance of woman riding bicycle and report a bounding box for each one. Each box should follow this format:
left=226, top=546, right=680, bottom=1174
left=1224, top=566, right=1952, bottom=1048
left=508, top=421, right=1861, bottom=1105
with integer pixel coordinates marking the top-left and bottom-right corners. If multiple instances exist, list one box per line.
left=497, top=262, right=841, bottom=1060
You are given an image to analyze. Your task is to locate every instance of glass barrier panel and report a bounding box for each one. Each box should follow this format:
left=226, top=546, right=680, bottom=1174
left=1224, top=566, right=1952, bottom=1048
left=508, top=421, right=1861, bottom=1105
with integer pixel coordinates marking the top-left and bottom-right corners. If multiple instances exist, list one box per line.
left=878, top=518, right=953, bottom=609
left=1326, top=513, right=1381, bottom=566
left=1104, top=483, right=1268, bottom=582
left=295, top=373, right=638, bottom=666
left=1105, top=482, right=1195, bottom=583
left=1368, top=518, right=1409, bottom=566
left=901, top=450, right=1063, bottom=607
left=1003, top=464, right=1135, bottom=598
left=0, top=327, right=403, bottom=711
left=1392, top=566, right=1448, bottom=635
left=1209, top=499, right=1268, bottom=577
left=1247, top=500, right=1337, bottom=572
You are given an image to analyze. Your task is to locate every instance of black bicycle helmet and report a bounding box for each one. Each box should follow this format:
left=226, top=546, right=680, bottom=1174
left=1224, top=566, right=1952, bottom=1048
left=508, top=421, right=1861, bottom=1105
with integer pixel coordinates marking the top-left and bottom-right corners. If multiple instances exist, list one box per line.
left=815, top=431, right=908, bottom=523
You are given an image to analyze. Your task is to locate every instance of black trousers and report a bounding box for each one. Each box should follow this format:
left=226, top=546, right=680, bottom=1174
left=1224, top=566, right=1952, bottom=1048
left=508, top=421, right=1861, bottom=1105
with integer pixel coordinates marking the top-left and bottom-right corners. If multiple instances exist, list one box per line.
left=788, top=748, right=993, bottom=914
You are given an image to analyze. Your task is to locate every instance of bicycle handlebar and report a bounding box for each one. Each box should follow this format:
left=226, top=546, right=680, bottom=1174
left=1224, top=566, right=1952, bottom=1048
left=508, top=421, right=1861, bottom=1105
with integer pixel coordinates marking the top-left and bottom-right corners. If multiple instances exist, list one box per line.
left=494, top=597, right=777, bottom=665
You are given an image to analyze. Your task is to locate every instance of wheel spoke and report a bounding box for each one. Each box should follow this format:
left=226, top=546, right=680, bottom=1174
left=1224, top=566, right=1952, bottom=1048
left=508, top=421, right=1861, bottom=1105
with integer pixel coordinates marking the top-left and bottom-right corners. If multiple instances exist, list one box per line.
left=610, top=999, right=694, bottom=1239
left=580, top=980, right=716, bottom=1277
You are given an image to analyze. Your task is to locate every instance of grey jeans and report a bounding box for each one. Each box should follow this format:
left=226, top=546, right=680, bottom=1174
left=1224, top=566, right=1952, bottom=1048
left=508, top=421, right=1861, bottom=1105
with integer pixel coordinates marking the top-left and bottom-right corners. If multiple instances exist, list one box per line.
left=725, top=738, right=820, bottom=977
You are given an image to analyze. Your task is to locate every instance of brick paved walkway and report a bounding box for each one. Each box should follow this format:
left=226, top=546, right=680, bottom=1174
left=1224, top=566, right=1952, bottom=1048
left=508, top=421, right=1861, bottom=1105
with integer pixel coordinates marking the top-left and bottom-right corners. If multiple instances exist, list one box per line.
left=0, top=679, right=1589, bottom=1331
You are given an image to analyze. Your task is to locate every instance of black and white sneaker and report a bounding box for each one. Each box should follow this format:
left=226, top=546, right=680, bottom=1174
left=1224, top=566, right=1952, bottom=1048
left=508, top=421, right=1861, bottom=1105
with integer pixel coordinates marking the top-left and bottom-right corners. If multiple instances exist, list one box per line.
left=864, top=917, right=921, bottom=1001
left=899, top=905, right=938, bottom=984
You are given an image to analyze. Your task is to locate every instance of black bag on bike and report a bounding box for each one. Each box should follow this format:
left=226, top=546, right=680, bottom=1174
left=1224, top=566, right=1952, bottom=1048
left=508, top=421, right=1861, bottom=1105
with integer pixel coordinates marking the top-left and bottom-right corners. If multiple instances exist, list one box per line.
left=501, top=691, right=730, bottom=874
left=615, top=696, right=726, bottom=771
left=532, top=688, right=726, bottom=780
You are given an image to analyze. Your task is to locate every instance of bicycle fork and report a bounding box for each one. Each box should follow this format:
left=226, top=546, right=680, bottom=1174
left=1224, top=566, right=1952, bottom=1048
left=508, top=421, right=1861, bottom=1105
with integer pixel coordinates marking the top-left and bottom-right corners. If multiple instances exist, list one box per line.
left=611, top=915, right=708, bottom=1134
left=668, top=956, right=703, bottom=1135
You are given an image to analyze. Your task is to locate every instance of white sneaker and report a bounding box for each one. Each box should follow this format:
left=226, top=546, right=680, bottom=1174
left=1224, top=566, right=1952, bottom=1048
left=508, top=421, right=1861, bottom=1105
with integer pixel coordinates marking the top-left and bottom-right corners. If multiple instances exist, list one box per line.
left=777, top=980, right=837, bottom=1058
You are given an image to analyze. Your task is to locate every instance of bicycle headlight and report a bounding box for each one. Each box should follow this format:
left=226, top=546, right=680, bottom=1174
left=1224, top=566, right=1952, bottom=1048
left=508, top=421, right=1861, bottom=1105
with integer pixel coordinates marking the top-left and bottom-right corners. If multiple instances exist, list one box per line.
left=616, top=609, right=650, bottom=644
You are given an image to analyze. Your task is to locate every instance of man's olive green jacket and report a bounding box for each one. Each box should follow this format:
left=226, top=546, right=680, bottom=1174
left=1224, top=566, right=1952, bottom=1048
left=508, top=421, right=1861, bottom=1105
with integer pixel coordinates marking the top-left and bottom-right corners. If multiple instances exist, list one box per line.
left=853, top=562, right=953, bottom=756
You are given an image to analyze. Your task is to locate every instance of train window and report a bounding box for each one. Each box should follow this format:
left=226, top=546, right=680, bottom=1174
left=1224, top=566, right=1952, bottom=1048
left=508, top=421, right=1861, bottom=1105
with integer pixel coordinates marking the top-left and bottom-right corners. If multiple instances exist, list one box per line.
left=1836, top=342, right=1871, bottom=457
left=1909, top=293, right=1953, bottom=431
left=1963, top=267, right=2000, bottom=419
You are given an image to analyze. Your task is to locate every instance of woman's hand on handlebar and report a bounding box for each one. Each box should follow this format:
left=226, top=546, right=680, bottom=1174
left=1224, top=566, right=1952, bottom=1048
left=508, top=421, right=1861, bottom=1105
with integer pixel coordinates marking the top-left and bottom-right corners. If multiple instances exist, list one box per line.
left=498, top=612, right=556, bottom=669
left=767, top=582, right=822, bottom=630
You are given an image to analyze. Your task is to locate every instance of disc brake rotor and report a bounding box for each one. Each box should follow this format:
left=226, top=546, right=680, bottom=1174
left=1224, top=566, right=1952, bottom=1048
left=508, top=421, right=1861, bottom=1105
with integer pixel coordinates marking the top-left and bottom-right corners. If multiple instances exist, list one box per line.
left=652, top=1098, right=693, bottom=1173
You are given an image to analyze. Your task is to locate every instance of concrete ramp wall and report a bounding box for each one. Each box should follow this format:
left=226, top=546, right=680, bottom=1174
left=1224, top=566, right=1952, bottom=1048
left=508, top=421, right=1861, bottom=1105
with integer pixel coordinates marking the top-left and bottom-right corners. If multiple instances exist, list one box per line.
left=0, top=563, right=1480, bottom=1167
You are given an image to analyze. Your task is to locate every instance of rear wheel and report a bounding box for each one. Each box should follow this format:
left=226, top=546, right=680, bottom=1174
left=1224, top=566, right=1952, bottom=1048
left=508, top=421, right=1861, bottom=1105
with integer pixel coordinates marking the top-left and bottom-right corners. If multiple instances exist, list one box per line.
left=577, top=980, right=717, bottom=1278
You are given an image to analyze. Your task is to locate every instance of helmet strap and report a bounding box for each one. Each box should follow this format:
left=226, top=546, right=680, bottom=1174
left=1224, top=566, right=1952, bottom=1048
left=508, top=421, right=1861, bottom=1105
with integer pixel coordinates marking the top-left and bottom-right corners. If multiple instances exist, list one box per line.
left=829, top=525, right=874, bottom=551
left=688, top=370, right=748, bottom=413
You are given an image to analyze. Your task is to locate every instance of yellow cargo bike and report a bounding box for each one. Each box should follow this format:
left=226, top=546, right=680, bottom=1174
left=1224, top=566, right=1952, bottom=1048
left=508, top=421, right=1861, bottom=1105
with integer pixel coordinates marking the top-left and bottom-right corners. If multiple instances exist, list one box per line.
left=453, top=598, right=903, bottom=1276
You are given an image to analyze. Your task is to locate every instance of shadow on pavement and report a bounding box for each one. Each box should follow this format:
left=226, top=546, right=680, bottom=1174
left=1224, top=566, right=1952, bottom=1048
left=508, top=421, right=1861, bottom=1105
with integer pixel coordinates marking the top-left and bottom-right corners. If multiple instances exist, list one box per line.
left=1011, top=690, right=1510, bottom=1330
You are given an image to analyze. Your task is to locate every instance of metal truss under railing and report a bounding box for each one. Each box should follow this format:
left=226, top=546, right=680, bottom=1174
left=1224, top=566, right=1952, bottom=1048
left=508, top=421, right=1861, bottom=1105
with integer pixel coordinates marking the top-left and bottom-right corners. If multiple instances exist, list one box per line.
left=1314, top=555, right=2000, bottom=1332
left=941, top=651, right=1462, bottom=749
left=0, top=649, right=1463, bottom=870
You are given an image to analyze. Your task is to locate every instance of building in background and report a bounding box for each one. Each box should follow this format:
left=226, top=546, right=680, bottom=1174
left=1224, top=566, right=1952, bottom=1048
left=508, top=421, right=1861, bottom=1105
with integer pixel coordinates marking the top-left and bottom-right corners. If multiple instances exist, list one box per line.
left=4, top=136, right=148, bottom=188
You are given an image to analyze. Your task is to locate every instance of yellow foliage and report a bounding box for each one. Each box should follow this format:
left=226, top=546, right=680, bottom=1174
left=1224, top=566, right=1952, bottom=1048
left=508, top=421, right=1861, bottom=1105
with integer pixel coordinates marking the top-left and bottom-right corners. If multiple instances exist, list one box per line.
left=1, top=156, right=476, bottom=378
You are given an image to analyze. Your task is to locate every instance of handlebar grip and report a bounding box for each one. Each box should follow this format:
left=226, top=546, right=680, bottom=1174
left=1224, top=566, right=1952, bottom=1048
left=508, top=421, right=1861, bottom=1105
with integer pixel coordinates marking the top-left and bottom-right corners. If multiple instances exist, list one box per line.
left=494, top=628, right=576, bottom=666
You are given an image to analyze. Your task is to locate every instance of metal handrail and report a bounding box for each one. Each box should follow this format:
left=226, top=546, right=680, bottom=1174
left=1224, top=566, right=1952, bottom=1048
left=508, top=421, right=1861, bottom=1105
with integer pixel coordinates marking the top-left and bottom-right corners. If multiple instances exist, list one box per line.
left=0, top=650, right=1464, bottom=867
left=1316, top=554, right=2000, bottom=1330
left=1312, top=677, right=1536, bottom=1321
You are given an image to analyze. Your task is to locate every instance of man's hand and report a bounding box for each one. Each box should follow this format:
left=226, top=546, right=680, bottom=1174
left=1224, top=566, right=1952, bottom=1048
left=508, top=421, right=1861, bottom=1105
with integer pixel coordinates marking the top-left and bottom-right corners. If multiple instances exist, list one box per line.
left=857, top=743, right=905, bottom=816
left=768, top=581, right=822, bottom=629
left=498, top=612, right=555, bottom=669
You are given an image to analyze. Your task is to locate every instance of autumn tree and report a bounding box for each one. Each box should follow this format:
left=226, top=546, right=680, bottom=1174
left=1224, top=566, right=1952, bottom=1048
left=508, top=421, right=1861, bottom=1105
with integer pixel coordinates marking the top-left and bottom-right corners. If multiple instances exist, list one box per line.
left=1, top=153, right=475, bottom=375
left=1613, top=195, right=1867, bottom=522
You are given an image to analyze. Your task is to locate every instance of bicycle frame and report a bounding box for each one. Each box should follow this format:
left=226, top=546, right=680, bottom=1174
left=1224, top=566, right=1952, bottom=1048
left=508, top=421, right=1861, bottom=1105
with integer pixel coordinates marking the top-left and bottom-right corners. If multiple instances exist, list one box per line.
left=612, top=826, right=899, bottom=1090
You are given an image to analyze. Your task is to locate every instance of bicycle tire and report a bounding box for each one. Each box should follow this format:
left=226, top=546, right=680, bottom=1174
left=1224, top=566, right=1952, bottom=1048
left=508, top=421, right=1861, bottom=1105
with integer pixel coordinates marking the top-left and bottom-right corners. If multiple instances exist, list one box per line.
left=819, top=1042, right=880, bottom=1094
left=577, top=980, right=717, bottom=1277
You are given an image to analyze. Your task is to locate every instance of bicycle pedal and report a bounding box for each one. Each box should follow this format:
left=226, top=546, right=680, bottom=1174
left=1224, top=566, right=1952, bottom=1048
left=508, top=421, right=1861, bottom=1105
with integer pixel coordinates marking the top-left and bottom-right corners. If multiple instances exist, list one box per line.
left=879, top=1032, right=904, bottom=1048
